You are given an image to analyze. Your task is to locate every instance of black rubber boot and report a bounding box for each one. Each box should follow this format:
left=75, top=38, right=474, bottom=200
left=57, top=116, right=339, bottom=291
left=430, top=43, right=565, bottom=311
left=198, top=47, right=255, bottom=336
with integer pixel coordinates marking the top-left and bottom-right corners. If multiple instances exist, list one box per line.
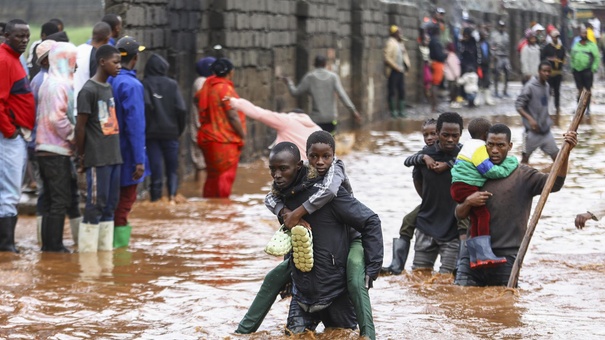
left=41, top=215, right=71, bottom=253
left=380, top=238, right=410, bottom=275
left=0, top=216, right=19, bottom=253
left=466, top=236, right=506, bottom=269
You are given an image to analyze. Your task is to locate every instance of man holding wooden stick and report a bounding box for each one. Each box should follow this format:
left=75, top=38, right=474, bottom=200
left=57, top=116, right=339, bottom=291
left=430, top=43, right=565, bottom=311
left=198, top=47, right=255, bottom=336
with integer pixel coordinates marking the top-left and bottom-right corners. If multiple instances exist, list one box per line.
left=453, top=123, right=577, bottom=287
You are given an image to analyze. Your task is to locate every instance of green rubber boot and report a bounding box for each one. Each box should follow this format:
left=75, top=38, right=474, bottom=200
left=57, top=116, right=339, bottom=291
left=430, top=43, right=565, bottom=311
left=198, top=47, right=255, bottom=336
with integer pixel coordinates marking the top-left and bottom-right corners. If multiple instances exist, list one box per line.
left=389, top=99, right=398, bottom=118
left=398, top=100, right=407, bottom=117
left=113, top=224, right=132, bottom=249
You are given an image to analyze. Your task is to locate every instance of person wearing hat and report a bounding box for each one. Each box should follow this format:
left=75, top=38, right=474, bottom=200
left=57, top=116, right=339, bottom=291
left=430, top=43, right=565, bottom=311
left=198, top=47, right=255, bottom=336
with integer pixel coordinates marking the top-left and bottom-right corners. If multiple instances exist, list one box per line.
left=189, top=57, right=215, bottom=180
left=28, top=39, right=56, bottom=242
left=108, top=36, right=149, bottom=249
left=490, top=20, right=511, bottom=98
left=197, top=58, right=246, bottom=198
left=384, top=25, right=410, bottom=117
left=541, top=28, right=566, bottom=117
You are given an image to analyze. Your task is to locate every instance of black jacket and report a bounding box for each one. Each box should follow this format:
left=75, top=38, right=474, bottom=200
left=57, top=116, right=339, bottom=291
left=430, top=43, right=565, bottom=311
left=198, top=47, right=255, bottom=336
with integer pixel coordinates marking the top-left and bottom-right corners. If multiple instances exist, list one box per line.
left=142, top=53, right=187, bottom=140
left=279, top=168, right=383, bottom=308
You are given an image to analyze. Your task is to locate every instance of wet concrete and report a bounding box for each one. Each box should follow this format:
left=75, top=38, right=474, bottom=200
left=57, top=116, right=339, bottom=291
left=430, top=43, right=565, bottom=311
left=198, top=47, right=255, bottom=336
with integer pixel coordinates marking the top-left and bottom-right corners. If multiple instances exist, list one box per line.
left=4, top=81, right=605, bottom=339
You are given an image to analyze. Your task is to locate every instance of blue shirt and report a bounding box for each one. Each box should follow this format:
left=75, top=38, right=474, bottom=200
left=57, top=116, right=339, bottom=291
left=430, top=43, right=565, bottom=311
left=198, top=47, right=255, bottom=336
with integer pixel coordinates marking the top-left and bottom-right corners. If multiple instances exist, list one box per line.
left=108, top=68, right=150, bottom=186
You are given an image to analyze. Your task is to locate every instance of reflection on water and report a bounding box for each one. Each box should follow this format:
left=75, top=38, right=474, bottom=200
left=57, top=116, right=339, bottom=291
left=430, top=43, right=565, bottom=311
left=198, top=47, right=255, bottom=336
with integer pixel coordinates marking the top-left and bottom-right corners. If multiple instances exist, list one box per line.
left=3, top=113, right=605, bottom=339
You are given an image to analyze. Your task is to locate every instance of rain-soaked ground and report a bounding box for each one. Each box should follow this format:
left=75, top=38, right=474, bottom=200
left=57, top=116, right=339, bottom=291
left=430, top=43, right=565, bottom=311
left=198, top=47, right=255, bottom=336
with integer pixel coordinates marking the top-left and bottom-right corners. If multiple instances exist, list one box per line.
left=3, top=81, right=605, bottom=339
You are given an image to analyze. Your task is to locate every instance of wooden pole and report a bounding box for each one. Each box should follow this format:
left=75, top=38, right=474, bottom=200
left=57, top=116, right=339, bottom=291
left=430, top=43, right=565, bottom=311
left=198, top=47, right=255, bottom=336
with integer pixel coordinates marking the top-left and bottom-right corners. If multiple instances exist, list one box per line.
left=506, top=90, right=590, bottom=289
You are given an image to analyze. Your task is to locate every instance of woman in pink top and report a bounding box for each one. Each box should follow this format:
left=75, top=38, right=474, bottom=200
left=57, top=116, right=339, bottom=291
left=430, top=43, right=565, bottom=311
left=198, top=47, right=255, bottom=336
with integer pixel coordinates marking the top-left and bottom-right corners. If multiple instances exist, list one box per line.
left=229, top=97, right=322, bottom=160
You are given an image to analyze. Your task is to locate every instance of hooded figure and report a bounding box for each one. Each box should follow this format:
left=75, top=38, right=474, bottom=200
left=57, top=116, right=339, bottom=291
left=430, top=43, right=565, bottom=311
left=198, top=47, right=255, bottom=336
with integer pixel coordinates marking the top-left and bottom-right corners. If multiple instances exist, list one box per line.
left=35, top=41, right=79, bottom=253
left=143, top=53, right=187, bottom=140
left=36, top=42, right=78, bottom=155
left=142, top=53, right=187, bottom=202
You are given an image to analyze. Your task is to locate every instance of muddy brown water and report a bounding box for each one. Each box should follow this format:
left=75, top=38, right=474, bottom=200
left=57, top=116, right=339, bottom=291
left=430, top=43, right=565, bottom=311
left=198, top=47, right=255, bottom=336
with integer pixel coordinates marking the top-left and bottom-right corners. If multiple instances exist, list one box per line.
left=3, top=114, right=605, bottom=339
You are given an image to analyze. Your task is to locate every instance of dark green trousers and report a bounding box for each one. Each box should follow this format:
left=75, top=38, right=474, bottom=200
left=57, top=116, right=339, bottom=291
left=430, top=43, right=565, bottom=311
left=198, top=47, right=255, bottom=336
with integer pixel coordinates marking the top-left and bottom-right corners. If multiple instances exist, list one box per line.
left=236, top=238, right=375, bottom=339
left=398, top=204, right=420, bottom=240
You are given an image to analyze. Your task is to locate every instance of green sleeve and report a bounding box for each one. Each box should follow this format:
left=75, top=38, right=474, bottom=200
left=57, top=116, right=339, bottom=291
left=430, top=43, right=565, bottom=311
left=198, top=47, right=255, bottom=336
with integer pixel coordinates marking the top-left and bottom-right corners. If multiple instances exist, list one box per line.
left=592, top=44, right=601, bottom=73
left=483, top=156, right=519, bottom=179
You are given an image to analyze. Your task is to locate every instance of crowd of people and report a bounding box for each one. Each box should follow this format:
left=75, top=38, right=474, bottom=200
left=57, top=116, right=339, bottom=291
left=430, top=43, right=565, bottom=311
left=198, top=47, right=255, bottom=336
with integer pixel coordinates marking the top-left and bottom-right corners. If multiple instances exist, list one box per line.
left=0, top=16, right=187, bottom=253
left=1, top=9, right=604, bottom=339
left=400, top=7, right=602, bottom=117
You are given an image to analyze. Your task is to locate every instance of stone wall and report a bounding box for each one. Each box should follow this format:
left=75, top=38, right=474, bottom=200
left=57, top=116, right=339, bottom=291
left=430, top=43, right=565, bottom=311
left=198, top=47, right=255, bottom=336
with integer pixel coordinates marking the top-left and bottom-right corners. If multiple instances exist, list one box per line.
left=106, top=0, right=559, bottom=166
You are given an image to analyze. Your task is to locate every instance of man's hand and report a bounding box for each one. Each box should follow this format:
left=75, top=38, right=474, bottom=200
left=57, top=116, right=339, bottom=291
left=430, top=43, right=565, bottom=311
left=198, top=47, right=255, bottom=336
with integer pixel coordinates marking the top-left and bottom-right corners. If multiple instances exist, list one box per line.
left=76, top=155, right=85, bottom=174
left=563, top=131, right=578, bottom=149
left=528, top=117, right=539, bottom=132
left=575, top=212, right=594, bottom=229
left=465, top=191, right=493, bottom=207
left=353, top=111, right=362, bottom=125
left=8, top=129, right=20, bottom=139
left=132, top=164, right=145, bottom=181
left=430, top=161, right=449, bottom=174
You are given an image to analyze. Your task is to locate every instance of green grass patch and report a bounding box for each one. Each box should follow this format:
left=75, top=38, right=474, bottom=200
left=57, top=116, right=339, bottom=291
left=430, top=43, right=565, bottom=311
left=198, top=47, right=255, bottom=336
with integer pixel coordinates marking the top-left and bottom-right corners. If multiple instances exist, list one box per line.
left=26, top=23, right=92, bottom=58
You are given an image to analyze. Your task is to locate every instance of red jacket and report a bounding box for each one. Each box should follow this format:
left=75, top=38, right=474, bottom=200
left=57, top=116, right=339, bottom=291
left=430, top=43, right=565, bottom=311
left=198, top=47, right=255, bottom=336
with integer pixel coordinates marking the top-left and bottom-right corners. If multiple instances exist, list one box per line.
left=0, top=43, right=35, bottom=138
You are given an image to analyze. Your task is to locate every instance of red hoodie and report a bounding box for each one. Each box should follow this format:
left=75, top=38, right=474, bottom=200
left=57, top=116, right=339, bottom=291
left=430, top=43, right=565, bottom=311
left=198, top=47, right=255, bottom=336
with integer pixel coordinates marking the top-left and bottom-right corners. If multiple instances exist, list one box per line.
left=0, top=43, right=35, bottom=138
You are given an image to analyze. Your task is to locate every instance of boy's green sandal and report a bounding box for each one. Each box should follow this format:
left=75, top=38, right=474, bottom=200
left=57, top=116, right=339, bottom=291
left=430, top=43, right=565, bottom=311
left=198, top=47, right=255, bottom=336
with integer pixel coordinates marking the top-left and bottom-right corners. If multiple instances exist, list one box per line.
left=291, top=225, right=313, bottom=272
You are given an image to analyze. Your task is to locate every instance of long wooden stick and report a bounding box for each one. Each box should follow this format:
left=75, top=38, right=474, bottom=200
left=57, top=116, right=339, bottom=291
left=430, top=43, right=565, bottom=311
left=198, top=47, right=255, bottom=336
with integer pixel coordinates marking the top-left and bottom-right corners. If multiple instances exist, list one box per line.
left=507, top=89, right=590, bottom=289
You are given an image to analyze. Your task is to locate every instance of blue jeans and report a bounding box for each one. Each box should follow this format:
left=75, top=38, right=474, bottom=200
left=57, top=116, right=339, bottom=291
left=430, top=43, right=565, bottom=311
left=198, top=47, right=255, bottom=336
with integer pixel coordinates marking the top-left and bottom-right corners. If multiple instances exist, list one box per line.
left=84, top=165, right=121, bottom=224
left=147, top=139, right=179, bottom=201
left=0, top=135, right=27, bottom=217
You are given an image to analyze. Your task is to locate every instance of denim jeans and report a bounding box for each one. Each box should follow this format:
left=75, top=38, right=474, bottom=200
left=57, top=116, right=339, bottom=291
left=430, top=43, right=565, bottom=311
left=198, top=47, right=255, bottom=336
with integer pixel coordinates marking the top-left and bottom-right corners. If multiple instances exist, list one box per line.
left=146, top=139, right=179, bottom=201
left=0, top=135, right=27, bottom=217
left=84, top=165, right=121, bottom=224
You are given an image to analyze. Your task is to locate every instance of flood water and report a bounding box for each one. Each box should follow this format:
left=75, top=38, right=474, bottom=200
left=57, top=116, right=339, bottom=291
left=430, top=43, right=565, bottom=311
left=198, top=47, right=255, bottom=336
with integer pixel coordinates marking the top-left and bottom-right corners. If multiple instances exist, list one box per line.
left=3, top=100, right=605, bottom=339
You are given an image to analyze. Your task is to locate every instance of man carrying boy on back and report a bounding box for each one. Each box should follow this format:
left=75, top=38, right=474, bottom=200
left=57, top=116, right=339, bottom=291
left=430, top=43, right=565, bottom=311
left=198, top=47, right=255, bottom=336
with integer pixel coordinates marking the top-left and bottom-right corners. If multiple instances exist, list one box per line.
left=268, top=139, right=382, bottom=336
left=75, top=44, right=123, bottom=253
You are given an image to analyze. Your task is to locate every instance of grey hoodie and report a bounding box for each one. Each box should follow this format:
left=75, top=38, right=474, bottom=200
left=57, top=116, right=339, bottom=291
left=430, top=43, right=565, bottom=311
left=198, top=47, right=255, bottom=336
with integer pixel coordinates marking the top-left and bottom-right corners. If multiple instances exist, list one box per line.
left=515, top=76, right=552, bottom=134
left=287, top=68, right=356, bottom=124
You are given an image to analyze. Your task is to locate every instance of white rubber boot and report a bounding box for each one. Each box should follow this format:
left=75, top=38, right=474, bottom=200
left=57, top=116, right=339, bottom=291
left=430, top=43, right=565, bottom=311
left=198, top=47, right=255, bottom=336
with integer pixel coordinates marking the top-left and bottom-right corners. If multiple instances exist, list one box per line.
left=98, top=221, right=114, bottom=251
left=484, top=89, right=495, bottom=105
left=36, top=216, right=42, bottom=246
left=70, top=217, right=82, bottom=246
left=78, top=222, right=99, bottom=253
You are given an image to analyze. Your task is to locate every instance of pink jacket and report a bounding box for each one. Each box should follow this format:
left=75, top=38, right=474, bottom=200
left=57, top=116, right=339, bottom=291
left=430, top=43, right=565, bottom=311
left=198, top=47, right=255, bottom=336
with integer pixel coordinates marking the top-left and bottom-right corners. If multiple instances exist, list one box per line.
left=36, top=42, right=77, bottom=156
left=444, top=51, right=461, bottom=81
left=230, top=98, right=321, bottom=160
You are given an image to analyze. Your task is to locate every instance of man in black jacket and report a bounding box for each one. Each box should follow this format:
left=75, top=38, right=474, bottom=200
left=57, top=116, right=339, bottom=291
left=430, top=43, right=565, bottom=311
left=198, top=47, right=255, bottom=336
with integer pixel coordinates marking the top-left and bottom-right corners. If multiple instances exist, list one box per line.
left=268, top=141, right=383, bottom=335
left=142, top=53, right=187, bottom=203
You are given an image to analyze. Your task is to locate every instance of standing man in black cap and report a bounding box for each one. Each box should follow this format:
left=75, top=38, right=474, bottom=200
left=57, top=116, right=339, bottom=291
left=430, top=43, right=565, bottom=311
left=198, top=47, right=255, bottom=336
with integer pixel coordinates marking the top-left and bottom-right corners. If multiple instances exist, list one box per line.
left=491, top=20, right=511, bottom=98
left=108, top=36, right=148, bottom=249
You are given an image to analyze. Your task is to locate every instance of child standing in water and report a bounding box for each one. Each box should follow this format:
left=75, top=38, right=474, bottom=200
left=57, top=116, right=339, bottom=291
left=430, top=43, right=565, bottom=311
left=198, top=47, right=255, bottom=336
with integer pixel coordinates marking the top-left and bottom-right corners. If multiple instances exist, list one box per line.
left=450, top=118, right=518, bottom=268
